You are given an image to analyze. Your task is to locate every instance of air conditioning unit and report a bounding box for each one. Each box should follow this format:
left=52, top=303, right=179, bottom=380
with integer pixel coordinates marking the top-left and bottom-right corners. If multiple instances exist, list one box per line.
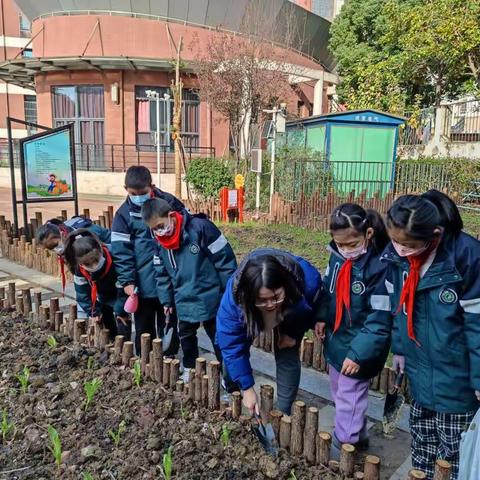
left=251, top=149, right=262, bottom=173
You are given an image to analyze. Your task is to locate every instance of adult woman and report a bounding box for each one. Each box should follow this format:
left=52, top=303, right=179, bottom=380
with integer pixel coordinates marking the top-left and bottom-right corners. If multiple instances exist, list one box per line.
left=216, top=249, right=323, bottom=415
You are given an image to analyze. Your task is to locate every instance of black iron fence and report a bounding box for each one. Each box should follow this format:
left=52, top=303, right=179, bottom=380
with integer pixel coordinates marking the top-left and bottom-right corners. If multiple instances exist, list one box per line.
left=0, top=142, right=216, bottom=173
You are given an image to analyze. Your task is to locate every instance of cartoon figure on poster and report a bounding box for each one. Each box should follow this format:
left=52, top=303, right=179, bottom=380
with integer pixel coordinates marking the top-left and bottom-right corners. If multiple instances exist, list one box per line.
left=23, top=129, right=73, bottom=199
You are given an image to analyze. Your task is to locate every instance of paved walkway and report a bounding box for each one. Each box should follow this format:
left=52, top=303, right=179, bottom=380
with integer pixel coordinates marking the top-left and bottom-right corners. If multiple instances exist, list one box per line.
left=0, top=256, right=413, bottom=479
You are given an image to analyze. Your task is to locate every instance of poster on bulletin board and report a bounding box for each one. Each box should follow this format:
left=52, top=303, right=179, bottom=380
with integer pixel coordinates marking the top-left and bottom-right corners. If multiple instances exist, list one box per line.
left=20, top=124, right=76, bottom=201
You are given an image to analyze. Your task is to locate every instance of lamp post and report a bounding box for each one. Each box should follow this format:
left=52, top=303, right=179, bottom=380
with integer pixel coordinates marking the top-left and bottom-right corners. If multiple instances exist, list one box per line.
left=146, top=89, right=161, bottom=189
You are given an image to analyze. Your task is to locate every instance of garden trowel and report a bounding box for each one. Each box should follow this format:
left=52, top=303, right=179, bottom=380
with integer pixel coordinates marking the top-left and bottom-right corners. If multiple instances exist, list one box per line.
left=252, top=412, right=278, bottom=457
left=162, top=312, right=174, bottom=355
left=382, top=372, right=405, bottom=435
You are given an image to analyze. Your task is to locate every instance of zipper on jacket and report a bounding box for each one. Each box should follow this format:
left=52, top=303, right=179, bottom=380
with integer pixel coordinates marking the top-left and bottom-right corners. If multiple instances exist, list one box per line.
left=168, top=249, right=177, bottom=270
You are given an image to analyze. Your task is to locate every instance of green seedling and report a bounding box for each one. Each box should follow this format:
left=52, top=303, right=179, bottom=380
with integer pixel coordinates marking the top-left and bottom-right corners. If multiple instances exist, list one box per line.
left=161, top=446, right=173, bottom=480
left=108, top=420, right=126, bottom=448
left=82, top=473, right=94, bottom=480
left=47, top=335, right=58, bottom=349
left=288, top=469, right=298, bottom=480
left=16, top=365, right=30, bottom=394
left=1, top=410, right=15, bottom=443
left=180, top=402, right=187, bottom=421
left=220, top=423, right=231, bottom=448
left=47, top=425, right=62, bottom=469
left=84, top=378, right=102, bottom=411
left=133, top=360, right=141, bottom=387
left=87, top=357, right=95, bottom=371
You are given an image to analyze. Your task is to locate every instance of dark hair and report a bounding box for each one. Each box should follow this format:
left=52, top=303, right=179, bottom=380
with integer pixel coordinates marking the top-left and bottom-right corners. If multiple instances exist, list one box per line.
left=387, top=195, right=441, bottom=241
left=422, top=189, right=463, bottom=236
left=330, top=203, right=389, bottom=253
left=235, top=254, right=304, bottom=338
left=125, top=166, right=152, bottom=190
left=63, top=228, right=102, bottom=273
left=35, top=218, right=65, bottom=244
left=141, top=198, right=172, bottom=222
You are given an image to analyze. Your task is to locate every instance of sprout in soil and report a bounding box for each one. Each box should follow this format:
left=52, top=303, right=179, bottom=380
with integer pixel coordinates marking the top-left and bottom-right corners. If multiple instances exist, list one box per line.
left=108, top=420, right=126, bottom=448
left=47, top=335, right=58, bottom=349
left=84, top=378, right=102, bottom=411
left=82, top=473, right=94, bottom=480
left=220, top=423, right=231, bottom=448
left=133, top=360, right=141, bottom=387
left=87, top=357, right=95, bottom=371
left=288, top=469, right=298, bottom=480
left=47, top=425, right=62, bottom=469
left=16, top=365, right=30, bottom=394
left=1, top=410, right=15, bottom=443
left=180, top=402, right=187, bottom=421
left=161, top=446, right=173, bottom=480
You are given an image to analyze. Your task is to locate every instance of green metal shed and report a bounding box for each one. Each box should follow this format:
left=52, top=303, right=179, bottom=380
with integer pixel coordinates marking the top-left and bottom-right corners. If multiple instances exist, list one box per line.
left=285, top=109, right=405, bottom=196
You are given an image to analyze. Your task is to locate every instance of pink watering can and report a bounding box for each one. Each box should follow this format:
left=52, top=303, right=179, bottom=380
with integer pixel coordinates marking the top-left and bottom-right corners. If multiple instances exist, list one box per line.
left=124, top=287, right=139, bottom=314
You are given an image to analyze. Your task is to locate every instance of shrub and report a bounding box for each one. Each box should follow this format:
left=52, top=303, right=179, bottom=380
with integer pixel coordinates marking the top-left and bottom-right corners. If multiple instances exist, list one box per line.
left=185, top=157, right=233, bottom=201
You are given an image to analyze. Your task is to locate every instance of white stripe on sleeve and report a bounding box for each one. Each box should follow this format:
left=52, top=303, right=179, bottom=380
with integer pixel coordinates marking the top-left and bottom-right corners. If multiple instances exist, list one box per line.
left=111, top=231, right=131, bottom=242
left=208, top=234, right=228, bottom=255
left=385, top=280, right=394, bottom=294
left=371, top=294, right=391, bottom=312
left=460, top=298, right=480, bottom=314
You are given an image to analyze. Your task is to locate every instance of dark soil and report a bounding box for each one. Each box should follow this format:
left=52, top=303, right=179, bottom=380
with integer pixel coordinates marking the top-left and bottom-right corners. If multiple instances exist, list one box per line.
left=0, top=310, right=340, bottom=480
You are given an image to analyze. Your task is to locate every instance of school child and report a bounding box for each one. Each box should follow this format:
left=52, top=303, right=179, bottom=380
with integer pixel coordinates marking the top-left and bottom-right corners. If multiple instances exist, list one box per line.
left=216, top=248, right=323, bottom=415
left=63, top=229, right=129, bottom=340
left=47, top=174, right=57, bottom=193
left=111, top=166, right=185, bottom=353
left=371, top=194, right=480, bottom=480
left=36, top=216, right=111, bottom=294
left=317, top=203, right=390, bottom=455
left=141, top=198, right=237, bottom=388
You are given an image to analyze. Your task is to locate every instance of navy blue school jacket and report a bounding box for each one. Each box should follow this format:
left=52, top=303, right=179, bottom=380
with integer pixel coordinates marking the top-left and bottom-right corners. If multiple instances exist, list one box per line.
left=216, top=249, right=323, bottom=391
left=153, top=212, right=237, bottom=323
left=111, top=188, right=185, bottom=299
left=368, top=232, right=480, bottom=413
left=63, top=216, right=111, bottom=245
left=320, top=243, right=390, bottom=380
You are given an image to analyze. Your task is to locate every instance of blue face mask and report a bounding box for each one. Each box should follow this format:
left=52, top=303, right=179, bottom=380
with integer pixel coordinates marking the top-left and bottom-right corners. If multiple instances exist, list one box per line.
left=129, top=192, right=150, bottom=206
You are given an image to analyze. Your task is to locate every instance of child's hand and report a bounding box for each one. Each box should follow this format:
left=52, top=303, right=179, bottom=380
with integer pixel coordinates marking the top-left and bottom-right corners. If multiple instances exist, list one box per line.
left=124, top=285, right=135, bottom=297
left=314, top=322, right=326, bottom=340
left=90, top=315, right=102, bottom=324
left=277, top=334, right=296, bottom=349
left=242, top=387, right=259, bottom=415
left=392, top=355, right=405, bottom=374
left=164, top=306, right=173, bottom=316
left=117, top=315, right=130, bottom=326
left=476, top=390, right=480, bottom=401
left=341, top=358, right=360, bottom=376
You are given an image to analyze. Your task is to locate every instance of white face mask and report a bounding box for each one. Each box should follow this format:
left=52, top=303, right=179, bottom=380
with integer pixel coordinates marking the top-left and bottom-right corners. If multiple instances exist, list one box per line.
left=153, top=219, right=174, bottom=237
left=53, top=244, right=64, bottom=256
left=81, top=254, right=105, bottom=273
left=392, top=240, right=429, bottom=258
left=338, top=240, right=368, bottom=260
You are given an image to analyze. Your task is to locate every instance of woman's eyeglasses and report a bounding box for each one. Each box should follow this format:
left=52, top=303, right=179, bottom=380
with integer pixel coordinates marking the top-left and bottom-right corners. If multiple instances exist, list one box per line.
left=255, top=295, right=285, bottom=308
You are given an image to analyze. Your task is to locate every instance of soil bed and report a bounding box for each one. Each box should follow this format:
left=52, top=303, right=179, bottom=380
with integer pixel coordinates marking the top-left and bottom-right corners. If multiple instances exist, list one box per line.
left=0, top=310, right=340, bottom=480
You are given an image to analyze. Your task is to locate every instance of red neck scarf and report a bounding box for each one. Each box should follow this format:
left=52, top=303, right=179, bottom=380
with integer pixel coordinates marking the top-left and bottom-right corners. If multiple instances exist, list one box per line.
left=156, top=212, right=184, bottom=250
left=79, top=246, right=113, bottom=316
left=396, top=242, right=438, bottom=345
left=334, top=259, right=353, bottom=333
left=58, top=255, right=66, bottom=296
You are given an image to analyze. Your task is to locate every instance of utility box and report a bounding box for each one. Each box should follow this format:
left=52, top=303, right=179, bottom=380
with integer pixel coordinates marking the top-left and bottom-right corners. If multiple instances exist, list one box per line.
left=286, top=109, right=405, bottom=196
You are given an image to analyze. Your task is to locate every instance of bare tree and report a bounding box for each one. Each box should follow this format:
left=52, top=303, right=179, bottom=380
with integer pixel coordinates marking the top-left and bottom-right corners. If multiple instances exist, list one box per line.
left=191, top=1, right=307, bottom=170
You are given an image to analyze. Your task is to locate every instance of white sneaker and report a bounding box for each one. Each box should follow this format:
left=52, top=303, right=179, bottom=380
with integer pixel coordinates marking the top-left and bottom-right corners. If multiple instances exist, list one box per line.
left=180, top=368, right=190, bottom=384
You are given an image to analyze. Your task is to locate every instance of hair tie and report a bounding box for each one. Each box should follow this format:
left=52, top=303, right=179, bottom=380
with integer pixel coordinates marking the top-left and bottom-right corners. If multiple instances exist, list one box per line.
left=75, top=234, right=83, bottom=240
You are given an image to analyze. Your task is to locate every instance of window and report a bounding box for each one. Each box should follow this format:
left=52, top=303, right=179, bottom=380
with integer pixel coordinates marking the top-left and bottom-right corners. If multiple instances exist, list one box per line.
left=19, top=14, right=30, bottom=37
left=24, top=95, right=37, bottom=134
left=312, top=0, right=334, bottom=19
left=135, top=86, right=200, bottom=151
left=52, top=85, right=105, bottom=169
left=22, top=48, right=33, bottom=58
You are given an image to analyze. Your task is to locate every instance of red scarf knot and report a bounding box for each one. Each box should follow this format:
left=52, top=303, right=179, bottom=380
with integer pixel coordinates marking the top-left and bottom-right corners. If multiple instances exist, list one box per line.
left=155, top=212, right=184, bottom=250
left=334, top=259, right=353, bottom=334
left=79, top=246, right=113, bottom=316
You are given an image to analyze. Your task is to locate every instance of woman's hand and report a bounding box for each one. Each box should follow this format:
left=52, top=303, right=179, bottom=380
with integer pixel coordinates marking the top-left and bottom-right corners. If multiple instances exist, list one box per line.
left=392, top=355, right=405, bottom=374
left=164, top=306, right=173, bottom=316
left=124, top=285, right=135, bottom=297
left=475, top=390, right=480, bottom=402
left=277, top=334, right=296, bottom=350
left=242, top=387, right=259, bottom=415
left=314, top=322, right=326, bottom=340
left=341, top=358, right=360, bottom=376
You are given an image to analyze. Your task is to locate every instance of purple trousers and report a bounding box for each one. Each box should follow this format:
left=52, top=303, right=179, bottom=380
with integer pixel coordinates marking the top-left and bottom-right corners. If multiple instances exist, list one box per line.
left=329, top=365, right=370, bottom=444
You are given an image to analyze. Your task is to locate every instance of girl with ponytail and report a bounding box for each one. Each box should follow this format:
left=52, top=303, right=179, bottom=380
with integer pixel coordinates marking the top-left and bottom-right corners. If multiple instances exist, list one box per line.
left=317, top=203, right=390, bottom=458
left=63, top=229, right=128, bottom=341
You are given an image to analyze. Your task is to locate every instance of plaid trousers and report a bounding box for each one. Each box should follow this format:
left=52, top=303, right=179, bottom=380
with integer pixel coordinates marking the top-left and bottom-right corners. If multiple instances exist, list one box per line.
left=410, top=401, right=475, bottom=480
